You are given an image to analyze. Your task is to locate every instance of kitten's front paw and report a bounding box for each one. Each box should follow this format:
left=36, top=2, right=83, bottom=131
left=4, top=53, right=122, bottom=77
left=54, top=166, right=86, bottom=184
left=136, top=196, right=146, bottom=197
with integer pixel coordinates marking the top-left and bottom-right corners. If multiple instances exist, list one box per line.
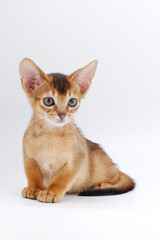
left=37, top=190, right=62, bottom=203
left=22, top=187, right=42, bottom=199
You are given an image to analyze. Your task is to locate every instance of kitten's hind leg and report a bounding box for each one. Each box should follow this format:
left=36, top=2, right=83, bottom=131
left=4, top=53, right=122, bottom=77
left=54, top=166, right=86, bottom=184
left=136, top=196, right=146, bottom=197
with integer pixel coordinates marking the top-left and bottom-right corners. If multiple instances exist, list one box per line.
left=92, top=176, right=120, bottom=189
left=79, top=172, right=135, bottom=196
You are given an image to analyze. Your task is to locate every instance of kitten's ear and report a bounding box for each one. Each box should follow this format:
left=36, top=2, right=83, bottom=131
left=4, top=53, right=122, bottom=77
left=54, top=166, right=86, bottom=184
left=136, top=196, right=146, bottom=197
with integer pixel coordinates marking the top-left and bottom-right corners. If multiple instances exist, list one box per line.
left=19, top=58, right=48, bottom=94
left=69, top=60, right=98, bottom=96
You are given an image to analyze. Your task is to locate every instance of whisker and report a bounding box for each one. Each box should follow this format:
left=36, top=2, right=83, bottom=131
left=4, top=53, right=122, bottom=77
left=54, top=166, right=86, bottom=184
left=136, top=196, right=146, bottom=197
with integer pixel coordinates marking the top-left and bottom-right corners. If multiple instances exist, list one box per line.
left=29, top=120, right=44, bottom=131
left=36, top=122, right=48, bottom=137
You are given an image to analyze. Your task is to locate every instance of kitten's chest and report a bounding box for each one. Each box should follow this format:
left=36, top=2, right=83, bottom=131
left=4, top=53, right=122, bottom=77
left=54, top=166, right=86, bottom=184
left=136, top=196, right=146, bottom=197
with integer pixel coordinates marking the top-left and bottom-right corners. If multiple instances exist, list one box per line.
left=36, top=143, right=57, bottom=177
left=25, top=133, right=74, bottom=178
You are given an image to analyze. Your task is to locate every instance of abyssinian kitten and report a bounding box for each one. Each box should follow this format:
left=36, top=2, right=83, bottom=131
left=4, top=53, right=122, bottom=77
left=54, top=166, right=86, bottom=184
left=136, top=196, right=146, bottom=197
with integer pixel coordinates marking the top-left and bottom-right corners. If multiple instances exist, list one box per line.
left=19, top=58, right=135, bottom=203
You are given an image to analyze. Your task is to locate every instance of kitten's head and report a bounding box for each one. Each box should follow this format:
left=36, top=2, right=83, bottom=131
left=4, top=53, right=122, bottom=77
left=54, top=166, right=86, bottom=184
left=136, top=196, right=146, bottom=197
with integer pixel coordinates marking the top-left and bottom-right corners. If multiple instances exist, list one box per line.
left=19, top=58, right=97, bottom=127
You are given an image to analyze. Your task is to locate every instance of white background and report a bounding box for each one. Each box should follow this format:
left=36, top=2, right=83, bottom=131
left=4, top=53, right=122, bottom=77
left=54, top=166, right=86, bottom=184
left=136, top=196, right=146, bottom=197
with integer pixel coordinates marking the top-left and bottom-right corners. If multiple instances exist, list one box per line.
left=0, top=0, right=160, bottom=239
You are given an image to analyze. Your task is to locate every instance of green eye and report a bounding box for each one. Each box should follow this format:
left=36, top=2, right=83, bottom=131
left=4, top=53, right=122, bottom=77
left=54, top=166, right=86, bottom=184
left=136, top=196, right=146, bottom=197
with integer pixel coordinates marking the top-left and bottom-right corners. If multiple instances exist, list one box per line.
left=68, top=98, right=77, bottom=107
left=43, top=97, right=54, bottom=106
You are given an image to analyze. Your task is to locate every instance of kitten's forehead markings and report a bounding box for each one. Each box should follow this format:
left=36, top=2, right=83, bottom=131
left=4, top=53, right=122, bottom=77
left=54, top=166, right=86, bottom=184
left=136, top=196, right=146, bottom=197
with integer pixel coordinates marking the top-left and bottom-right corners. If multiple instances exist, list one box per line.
left=47, top=73, right=70, bottom=95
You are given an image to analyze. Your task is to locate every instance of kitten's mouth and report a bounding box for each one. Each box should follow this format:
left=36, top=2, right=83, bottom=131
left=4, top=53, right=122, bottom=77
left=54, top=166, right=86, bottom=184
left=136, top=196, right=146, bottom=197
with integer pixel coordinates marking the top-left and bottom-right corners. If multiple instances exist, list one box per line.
left=45, top=116, right=70, bottom=127
left=57, top=118, right=66, bottom=123
left=54, top=118, right=70, bottom=127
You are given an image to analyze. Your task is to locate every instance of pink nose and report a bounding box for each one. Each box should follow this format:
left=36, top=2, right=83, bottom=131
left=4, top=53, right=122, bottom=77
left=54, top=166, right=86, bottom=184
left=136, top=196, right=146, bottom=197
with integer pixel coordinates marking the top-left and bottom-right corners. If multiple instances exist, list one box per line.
left=58, top=112, right=66, bottom=120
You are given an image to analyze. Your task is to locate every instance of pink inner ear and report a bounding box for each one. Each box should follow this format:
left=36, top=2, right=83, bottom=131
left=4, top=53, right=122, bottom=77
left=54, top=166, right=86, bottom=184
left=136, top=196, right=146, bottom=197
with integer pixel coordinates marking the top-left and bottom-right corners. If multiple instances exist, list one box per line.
left=20, top=59, right=44, bottom=93
left=75, top=69, right=94, bottom=94
left=78, top=81, right=89, bottom=94
left=25, top=77, right=44, bottom=93
left=74, top=60, right=97, bottom=95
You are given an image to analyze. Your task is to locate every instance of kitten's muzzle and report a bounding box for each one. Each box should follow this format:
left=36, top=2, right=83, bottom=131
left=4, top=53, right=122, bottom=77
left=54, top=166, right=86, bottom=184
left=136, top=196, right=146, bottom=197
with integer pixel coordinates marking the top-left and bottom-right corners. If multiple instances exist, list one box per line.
left=58, top=112, right=66, bottom=120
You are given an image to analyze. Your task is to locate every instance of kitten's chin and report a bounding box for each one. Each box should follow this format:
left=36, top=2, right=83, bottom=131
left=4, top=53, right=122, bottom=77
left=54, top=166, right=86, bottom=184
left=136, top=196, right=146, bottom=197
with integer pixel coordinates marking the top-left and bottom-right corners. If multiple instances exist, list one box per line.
left=45, top=116, right=71, bottom=128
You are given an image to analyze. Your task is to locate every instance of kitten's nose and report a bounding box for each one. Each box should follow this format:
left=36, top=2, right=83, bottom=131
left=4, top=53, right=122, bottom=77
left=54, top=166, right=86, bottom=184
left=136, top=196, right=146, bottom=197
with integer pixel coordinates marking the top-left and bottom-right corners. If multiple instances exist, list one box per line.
left=58, top=112, right=66, bottom=120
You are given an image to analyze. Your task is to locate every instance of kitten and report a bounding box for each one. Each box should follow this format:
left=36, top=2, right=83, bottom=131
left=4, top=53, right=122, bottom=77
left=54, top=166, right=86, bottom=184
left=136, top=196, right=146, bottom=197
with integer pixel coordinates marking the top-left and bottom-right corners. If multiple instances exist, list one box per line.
left=19, top=58, right=135, bottom=203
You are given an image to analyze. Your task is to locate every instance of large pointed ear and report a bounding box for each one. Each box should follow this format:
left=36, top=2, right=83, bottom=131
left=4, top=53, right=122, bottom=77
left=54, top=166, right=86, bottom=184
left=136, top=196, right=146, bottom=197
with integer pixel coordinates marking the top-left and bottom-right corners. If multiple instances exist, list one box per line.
left=19, top=58, right=48, bottom=95
left=69, top=60, right=98, bottom=96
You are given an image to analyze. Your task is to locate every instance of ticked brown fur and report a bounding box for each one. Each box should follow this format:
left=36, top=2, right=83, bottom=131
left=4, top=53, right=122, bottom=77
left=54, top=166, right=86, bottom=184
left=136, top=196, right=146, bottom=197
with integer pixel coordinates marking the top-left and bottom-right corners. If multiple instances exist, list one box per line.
left=20, top=58, right=135, bottom=203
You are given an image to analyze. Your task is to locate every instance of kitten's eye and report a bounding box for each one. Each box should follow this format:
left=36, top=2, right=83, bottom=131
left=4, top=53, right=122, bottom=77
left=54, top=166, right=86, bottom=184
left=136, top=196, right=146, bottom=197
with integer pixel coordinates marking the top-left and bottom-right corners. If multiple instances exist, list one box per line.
left=43, top=97, right=54, bottom=106
left=68, top=98, right=77, bottom=107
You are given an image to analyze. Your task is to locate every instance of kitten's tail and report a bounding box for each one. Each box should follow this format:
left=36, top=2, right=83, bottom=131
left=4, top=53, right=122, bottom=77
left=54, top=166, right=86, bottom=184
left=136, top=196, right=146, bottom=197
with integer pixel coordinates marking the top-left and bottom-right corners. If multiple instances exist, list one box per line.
left=79, top=172, right=135, bottom=196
